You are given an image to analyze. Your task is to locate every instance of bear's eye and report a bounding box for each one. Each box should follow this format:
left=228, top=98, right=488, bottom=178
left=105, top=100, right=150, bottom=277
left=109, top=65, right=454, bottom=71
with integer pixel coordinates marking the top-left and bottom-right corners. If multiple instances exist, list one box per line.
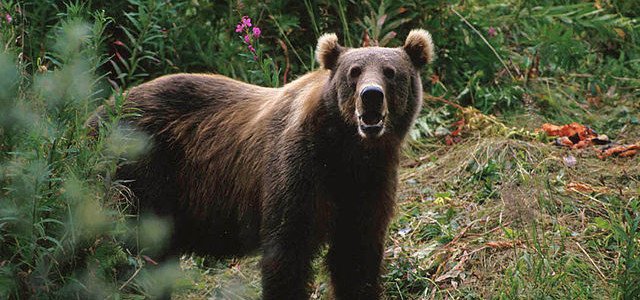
left=349, top=66, right=361, bottom=78
left=383, top=67, right=396, bottom=79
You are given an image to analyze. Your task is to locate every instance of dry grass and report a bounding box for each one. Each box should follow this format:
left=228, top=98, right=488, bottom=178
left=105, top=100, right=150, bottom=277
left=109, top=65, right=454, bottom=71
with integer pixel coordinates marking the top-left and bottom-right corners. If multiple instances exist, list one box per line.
left=387, top=125, right=639, bottom=299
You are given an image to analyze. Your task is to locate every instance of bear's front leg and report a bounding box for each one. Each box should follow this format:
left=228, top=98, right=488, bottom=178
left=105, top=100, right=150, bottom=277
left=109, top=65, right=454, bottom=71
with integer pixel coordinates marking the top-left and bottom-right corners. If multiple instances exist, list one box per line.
left=327, top=194, right=394, bottom=300
left=260, top=231, right=315, bottom=299
left=260, top=148, right=318, bottom=299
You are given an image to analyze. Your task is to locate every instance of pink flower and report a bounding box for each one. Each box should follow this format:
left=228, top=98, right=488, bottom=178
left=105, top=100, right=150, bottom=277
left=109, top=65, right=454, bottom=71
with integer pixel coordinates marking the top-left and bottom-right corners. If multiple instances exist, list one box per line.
left=488, top=27, right=497, bottom=37
left=235, top=15, right=261, bottom=61
left=252, top=27, right=261, bottom=38
left=5, top=13, right=12, bottom=23
left=241, top=16, right=252, bottom=27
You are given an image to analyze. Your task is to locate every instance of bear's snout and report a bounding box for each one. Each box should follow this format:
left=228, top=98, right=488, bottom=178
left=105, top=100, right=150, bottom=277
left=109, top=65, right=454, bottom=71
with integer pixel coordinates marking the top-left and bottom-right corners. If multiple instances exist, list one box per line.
left=357, top=84, right=387, bottom=138
left=360, top=85, right=384, bottom=114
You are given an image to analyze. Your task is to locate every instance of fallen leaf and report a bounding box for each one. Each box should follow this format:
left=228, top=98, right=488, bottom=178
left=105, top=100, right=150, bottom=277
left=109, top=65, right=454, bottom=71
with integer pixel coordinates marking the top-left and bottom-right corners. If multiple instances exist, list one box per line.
left=430, top=74, right=440, bottom=85
left=537, top=123, right=639, bottom=160
left=598, top=144, right=639, bottom=159
left=541, top=122, right=596, bottom=141
left=572, top=139, right=592, bottom=149
left=555, top=136, right=574, bottom=147
left=619, top=149, right=637, bottom=157
left=485, top=240, right=523, bottom=249
left=142, top=255, right=158, bottom=265
left=450, top=119, right=465, bottom=137
left=435, top=252, right=468, bottom=283
left=594, top=0, right=602, bottom=9
left=567, top=182, right=594, bottom=193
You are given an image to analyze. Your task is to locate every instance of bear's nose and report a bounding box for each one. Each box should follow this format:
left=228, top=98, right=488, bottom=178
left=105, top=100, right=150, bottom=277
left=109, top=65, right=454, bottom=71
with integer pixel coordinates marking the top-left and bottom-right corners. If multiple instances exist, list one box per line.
left=360, top=85, right=384, bottom=110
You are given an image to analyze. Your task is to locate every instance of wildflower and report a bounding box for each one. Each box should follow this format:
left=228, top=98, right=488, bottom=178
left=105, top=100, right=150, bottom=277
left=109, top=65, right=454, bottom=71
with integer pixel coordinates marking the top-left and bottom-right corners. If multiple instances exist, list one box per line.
left=241, top=16, right=252, bottom=27
left=488, top=27, right=497, bottom=37
left=235, top=15, right=260, bottom=61
left=5, top=13, right=12, bottom=24
left=252, top=27, right=261, bottom=38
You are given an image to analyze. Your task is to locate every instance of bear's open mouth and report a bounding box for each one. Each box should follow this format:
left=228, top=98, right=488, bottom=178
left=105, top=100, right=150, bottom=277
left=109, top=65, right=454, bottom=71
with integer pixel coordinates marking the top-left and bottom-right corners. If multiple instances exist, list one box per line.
left=360, top=111, right=384, bottom=126
left=357, top=112, right=386, bottom=138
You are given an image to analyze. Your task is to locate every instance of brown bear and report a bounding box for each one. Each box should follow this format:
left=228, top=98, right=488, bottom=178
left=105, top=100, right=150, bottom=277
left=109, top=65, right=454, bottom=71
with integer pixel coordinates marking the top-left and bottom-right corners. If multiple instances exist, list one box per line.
left=94, top=29, right=434, bottom=299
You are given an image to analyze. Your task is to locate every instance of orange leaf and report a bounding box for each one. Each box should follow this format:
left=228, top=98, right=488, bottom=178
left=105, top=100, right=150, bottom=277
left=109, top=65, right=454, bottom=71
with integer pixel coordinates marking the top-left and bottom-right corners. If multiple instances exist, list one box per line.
left=601, top=144, right=640, bottom=158
left=540, top=123, right=564, bottom=136
left=572, top=139, right=592, bottom=149
left=486, top=241, right=517, bottom=249
left=556, top=136, right=574, bottom=147
left=142, top=255, right=158, bottom=265
left=450, top=119, right=465, bottom=136
left=619, top=149, right=637, bottom=157
left=541, top=122, right=595, bottom=140
left=430, top=74, right=440, bottom=85
left=567, top=182, right=594, bottom=193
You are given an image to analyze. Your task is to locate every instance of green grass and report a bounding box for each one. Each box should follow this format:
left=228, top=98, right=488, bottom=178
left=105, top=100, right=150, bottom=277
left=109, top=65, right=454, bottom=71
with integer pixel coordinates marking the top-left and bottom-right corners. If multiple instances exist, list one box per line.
left=1, top=0, right=639, bottom=298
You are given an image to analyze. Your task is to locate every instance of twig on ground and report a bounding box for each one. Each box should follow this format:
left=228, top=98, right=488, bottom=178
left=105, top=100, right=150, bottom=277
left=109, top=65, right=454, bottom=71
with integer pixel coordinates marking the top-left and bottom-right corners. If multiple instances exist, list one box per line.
left=575, top=241, right=607, bottom=281
left=444, top=220, right=478, bottom=248
left=119, top=263, right=143, bottom=291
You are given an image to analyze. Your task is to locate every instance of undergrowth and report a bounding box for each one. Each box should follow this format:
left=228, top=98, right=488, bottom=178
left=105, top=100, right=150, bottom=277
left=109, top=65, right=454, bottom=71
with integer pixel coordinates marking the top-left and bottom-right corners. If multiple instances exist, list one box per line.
left=1, top=0, right=638, bottom=299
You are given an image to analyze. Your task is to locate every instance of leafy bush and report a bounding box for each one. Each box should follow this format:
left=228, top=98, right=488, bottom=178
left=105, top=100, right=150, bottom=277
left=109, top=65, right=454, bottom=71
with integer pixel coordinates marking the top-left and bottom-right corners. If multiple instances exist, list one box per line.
left=0, top=3, right=177, bottom=298
left=0, top=0, right=638, bottom=298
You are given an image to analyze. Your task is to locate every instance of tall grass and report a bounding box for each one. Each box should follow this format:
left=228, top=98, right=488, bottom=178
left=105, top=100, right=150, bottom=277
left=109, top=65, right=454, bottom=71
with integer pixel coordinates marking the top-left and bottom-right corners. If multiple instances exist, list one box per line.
left=0, top=2, right=179, bottom=298
left=0, top=0, right=638, bottom=298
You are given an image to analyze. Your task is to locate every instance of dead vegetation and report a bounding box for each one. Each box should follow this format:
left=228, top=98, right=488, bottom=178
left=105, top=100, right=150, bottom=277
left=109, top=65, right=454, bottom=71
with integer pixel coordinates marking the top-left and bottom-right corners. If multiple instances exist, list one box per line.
left=386, top=116, right=639, bottom=299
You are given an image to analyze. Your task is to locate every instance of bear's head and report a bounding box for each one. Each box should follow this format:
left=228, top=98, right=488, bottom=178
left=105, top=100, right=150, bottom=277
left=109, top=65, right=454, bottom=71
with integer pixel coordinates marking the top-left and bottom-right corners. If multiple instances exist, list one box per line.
left=316, top=29, right=434, bottom=140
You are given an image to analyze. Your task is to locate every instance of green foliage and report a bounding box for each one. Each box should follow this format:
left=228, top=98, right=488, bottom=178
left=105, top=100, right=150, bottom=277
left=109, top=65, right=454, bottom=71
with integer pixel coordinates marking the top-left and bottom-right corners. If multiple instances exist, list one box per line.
left=0, top=0, right=638, bottom=298
left=467, top=159, right=501, bottom=203
left=596, top=197, right=640, bottom=299
left=0, top=3, right=176, bottom=298
left=495, top=196, right=640, bottom=299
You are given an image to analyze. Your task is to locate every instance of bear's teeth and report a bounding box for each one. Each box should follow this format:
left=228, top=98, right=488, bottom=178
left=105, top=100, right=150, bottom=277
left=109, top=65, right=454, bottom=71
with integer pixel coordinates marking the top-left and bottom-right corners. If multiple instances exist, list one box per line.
left=359, top=113, right=384, bottom=126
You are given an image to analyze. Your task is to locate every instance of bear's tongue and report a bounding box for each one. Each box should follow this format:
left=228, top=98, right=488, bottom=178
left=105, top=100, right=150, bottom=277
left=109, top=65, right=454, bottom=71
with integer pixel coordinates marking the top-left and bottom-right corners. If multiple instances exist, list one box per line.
left=361, top=112, right=383, bottom=126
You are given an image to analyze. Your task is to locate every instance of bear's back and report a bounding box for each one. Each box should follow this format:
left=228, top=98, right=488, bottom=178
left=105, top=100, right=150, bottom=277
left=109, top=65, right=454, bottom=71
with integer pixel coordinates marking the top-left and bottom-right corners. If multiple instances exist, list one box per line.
left=125, top=74, right=275, bottom=133
left=112, top=71, right=334, bottom=256
left=118, top=74, right=290, bottom=254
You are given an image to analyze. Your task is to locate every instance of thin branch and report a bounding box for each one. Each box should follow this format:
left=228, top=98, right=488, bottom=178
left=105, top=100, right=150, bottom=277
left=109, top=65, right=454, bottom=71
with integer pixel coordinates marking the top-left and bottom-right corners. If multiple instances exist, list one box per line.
left=119, top=263, right=143, bottom=291
left=576, top=241, right=607, bottom=281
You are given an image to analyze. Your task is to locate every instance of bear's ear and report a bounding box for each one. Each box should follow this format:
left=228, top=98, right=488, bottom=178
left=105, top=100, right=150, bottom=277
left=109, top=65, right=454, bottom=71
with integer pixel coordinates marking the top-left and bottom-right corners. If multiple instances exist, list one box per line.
left=403, top=29, right=435, bottom=68
left=316, top=33, right=343, bottom=70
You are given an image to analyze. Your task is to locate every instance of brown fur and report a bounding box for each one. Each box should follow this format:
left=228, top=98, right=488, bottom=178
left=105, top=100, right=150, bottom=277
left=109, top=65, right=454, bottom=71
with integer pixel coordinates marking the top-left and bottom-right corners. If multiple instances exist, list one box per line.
left=91, top=30, right=434, bottom=299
